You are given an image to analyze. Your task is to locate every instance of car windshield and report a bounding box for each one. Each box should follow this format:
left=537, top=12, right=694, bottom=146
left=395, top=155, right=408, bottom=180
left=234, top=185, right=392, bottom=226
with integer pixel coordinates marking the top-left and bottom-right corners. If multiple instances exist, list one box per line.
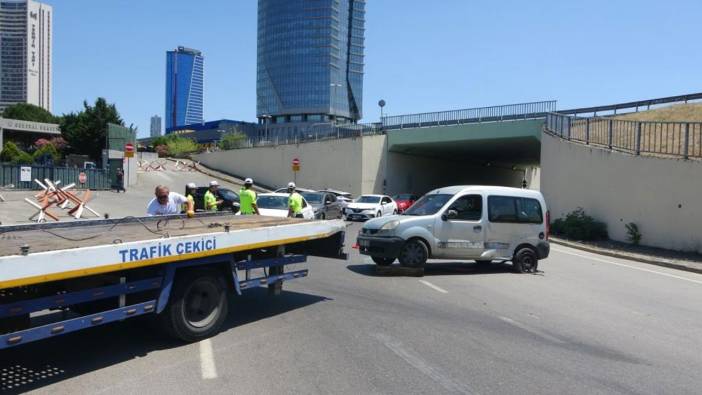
left=393, top=194, right=414, bottom=200
left=256, top=195, right=288, bottom=210
left=301, top=192, right=323, bottom=204
left=402, top=193, right=452, bottom=216
left=356, top=195, right=381, bottom=204
left=220, top=190, right=238, bottom=200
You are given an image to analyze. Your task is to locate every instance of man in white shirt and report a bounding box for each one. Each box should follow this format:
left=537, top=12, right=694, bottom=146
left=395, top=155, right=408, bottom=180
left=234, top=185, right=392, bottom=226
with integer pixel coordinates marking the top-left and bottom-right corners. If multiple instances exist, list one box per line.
left=146, top=185, right=194, bottom=216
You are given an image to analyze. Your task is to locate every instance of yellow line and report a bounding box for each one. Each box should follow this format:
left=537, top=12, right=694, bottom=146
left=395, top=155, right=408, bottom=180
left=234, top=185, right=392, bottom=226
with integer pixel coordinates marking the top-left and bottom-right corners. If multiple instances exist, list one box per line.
left=1, top=231, right=334, bottom=289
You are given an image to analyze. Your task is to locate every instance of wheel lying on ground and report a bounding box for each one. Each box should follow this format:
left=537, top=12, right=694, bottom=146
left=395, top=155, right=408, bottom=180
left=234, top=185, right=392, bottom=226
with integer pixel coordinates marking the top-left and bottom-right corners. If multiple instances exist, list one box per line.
left=160, top=269, right=229, bottom=342
left=372, top=256, right=395, bottom=266
left=398, top=239, right=429, bottom=268
left=512, top=248, right=538, bottom=273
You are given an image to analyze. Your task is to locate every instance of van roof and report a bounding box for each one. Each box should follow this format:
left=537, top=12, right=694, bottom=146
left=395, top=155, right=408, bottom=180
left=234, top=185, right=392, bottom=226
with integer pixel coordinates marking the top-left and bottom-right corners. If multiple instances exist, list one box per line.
left=429, top=185, right=543, bottom=198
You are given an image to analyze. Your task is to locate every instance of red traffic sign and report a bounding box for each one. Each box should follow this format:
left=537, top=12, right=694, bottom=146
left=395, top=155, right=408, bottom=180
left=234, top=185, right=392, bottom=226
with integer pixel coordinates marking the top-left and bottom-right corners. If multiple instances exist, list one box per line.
left=125, top=143, right=135, bottom=153
left=78, top=172, right=87, bottom=184
left=292, top=158, right=300, bottom=166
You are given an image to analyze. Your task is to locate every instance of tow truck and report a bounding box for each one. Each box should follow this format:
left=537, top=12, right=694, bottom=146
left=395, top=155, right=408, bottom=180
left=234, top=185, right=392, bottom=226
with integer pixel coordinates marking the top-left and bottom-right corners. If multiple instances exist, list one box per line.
left=0, top=213, right=346, bottom=348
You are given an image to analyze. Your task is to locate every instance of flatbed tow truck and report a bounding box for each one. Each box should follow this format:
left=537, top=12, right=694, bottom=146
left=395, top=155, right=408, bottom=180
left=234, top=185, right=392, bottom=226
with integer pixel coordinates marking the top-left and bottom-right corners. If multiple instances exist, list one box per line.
left=0, top=213, right=346, bottom=348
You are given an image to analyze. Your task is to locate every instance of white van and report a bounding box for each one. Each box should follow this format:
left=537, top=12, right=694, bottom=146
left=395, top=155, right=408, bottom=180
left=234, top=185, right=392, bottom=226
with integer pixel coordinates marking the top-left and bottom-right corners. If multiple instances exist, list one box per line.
left=357, top=185, right=550, bottom=273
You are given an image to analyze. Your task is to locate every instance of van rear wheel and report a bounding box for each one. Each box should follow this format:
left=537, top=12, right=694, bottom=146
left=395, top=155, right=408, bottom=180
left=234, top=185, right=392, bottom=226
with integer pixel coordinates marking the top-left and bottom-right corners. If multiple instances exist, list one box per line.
left=513, top=248, right=538, bottom=273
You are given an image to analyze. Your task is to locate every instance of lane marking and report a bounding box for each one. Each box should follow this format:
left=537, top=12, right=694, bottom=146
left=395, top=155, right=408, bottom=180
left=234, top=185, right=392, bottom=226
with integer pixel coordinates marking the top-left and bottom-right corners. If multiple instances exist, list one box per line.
left=498, top=316, right=566, bottom=344
left=419, top=280, right=448, bottom=294
left=552, top=247, right=702, bottom=286
left=373, top=333, right=471, bottom=394
left=199, top=339, right=218, bottom=380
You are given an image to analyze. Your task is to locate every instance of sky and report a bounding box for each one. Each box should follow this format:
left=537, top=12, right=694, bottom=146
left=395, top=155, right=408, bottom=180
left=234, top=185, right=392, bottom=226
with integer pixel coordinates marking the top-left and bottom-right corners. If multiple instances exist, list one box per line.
left=49, top=0, right=702, bottom=138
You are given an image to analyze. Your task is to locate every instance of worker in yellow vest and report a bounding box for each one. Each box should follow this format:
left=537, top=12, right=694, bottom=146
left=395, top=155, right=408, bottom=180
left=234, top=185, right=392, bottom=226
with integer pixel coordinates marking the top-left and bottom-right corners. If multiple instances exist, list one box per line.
left=204, top=180, right=223, bottom=211
left=239, top=178, right=259, bottom=215
left=286, top=182, right=304, bottom=218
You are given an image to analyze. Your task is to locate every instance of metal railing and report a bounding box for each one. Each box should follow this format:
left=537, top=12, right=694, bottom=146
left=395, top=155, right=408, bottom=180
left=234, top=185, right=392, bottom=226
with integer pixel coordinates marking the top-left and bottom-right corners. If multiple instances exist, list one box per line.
left=0, top=164, right=112, bottom=190
left=222, top=123, right=384, bottom=150
left=559, top=92, right=702, bottom=116
left=381, top=100, right=557, bottom=130
left=545, top=113, right=702, bottom=159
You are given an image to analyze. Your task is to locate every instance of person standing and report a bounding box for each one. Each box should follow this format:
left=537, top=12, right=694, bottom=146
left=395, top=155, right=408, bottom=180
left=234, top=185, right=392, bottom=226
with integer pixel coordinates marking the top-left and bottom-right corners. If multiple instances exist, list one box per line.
left=239, top=178, right=259, bottom=215
left=286, top=182, right=304, bottom=218
left=184, top=182, right=197, bottom=213
left=204, top=180, right=223, bottom=212
left=115, top=168, right=126, bottom=193
left=147, top=185, right=194, bottom=216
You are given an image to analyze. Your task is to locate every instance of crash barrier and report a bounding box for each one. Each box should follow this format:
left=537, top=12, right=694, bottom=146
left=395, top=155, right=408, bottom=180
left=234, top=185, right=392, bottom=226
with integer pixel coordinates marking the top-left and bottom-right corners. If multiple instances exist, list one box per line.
left=24, top=178, right=101, bottom=222
left=0, top=164, right=111, bottom=190
left=545, top=113, right=702, bottom=159
left=137, top=159, right=169, bottom=172
left=172, top=160, right=199, bottom=172
left=381, top=100, right=557, bottom=130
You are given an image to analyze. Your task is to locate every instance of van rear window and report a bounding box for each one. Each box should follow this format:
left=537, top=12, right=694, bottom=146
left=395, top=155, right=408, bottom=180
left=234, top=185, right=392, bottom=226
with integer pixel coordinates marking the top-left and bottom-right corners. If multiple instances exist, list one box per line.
left=488, top=196, right=543, bottom=224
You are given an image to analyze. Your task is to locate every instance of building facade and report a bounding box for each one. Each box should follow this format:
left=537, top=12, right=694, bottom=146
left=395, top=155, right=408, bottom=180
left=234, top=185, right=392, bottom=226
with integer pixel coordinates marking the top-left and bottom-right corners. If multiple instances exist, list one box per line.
left=150, top=115, right=161, bottom=137
left=162, top=119, right=258, bottom=146
left=256, top=0, right=365, bottom=139
left=165, top=46, right=204, bottom=130
left=0, top=0, right=52, bottom=113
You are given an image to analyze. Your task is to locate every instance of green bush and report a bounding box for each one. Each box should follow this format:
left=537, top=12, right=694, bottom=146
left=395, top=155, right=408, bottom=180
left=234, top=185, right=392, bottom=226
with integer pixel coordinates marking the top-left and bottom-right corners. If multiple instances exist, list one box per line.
left=219, top=132, right=247, bottom=150
left=11, top=151, right=34, bottom=165
left=551, top=208, right=608, bottom=241
left=166, top=137, right=199, bottom=158
left=0, top=141, right=23, bottom=162
left=625, top=222, right=642, bottom=245
left=33, top=142, right=61, bottom=163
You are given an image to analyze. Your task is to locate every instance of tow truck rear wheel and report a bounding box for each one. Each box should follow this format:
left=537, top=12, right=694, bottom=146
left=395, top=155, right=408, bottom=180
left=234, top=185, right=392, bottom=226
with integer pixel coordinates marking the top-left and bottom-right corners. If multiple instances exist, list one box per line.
left=372, top=256, right=394, bottom=266
left=161, top=270, right=229, bottom=342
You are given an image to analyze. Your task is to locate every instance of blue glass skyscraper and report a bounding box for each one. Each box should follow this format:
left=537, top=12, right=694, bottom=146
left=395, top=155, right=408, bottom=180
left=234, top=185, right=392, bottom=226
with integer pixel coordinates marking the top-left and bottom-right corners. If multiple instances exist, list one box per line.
left=165, top=46, right=204, bottom=130
left=257, top=0, right=365, bottom=136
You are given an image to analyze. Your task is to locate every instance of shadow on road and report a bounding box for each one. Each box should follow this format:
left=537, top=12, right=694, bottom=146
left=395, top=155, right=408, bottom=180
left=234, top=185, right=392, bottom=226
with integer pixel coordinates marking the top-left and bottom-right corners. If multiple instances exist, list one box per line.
left=346, top=261, right=516, bottom=277
left=0, top=288, right=328, bottom=394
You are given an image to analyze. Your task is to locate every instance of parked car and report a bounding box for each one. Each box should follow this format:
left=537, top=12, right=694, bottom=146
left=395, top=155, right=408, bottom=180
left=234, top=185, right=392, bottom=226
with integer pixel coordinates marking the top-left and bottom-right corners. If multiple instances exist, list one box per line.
left=300, top=191, right=343, bottom=219
left=319, top=189, right=353, bottom=209
left=343, top=194, right=397, bottom=221
left=392, top=193, right=418, bottom=213
left=273, top=186, right=316, bottom=193
left=356, top=186, right=550, bottom=273
left=249, top=193, right=315, bottom=219
left=189, top=186, right=240, bottom=213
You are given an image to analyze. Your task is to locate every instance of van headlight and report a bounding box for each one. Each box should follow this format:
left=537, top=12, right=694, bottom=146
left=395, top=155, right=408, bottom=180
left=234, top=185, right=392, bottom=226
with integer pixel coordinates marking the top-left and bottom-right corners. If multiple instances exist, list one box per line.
left=377, top=220, right=400, bottom=235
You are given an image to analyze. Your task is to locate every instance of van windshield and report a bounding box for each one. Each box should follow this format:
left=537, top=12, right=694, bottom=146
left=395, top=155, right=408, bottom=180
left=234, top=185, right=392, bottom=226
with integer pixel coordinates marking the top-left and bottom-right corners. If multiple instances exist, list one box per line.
left=402, top=194, right=452, bottom=216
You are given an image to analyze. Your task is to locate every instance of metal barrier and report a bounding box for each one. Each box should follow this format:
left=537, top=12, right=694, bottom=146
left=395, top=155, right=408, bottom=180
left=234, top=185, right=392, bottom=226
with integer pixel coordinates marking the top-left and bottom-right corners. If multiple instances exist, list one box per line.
left=381, top=100, right=557, bottom=130
left=559, top=92, right=702, bottom=116
left=230, top=123, right=384, bottom=149
left=0, top=165, right=112, bottom=190
left=545, top=113, right=702, bottom=159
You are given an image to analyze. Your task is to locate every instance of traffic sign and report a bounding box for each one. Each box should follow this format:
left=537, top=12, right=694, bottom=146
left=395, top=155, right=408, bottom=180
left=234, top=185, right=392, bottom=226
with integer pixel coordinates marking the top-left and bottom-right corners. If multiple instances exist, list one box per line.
left=125, top=143, right=135, bottom=153
left=124, top=151, right=135, bottom=158
left=78, top=172, right=87, bottom=184
left=292, top=158, right=300, bottom=166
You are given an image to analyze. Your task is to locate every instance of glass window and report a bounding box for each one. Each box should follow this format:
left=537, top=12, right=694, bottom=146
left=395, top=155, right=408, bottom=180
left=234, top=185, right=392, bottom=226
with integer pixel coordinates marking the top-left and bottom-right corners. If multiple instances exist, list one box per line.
left=447, top=195, right=482, bottom=221
left=403, top=194, right=452, bottom=216
left=488, top=196, right=543, bottom=224
left=356, top=195, right=381, bottom=204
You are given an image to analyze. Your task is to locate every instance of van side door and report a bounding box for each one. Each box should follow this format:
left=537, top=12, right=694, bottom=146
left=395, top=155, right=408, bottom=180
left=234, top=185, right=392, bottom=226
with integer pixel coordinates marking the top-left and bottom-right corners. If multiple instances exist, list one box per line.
left=433, top=194, right=486, bottom=259
left=486, top=195, right=545, bottom=259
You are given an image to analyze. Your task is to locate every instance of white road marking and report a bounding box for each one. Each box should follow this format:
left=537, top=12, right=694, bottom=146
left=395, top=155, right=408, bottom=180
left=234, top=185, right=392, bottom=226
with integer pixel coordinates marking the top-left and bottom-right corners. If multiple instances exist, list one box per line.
left=419, top=280, right=448, bottom=294
left=498, top=316, right=566, bottom=344
left=199, top=339, right=218, bottom=380
left=552, top=247, right=702, bottom=286
left=373, top=333, right=471, bottom=394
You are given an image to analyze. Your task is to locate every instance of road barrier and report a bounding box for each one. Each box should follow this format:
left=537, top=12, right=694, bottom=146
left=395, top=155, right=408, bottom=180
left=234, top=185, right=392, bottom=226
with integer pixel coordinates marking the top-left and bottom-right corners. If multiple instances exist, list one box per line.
left=545, top=113, right=702, bottom=159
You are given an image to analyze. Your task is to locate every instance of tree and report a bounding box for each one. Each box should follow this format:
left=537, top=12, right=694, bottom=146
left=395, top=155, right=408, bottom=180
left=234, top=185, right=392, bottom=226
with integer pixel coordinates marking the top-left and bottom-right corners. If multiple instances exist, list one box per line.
left=2, top=103, right=58, bottom=124
left=60, top=98, right=124, bottom=162
left=219, top=131, right=247, bottom=150
left=0, top=142, right=33, bottom=164
left=166, top=137, right=199, bottom=158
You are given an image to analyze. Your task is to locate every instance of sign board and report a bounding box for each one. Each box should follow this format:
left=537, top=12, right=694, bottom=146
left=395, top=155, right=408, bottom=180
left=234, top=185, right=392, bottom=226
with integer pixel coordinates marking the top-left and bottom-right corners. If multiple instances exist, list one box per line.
left=125, top=143, right=135, bottom=153
left=20, top=166, right=32, bottom=182
left=124, top=151, right=135, bottom=158
left=292, top=158, right=300, bottom=172
left=78, top=172, right=87, bottom=184
left=292, top=164, right=300, bottom=172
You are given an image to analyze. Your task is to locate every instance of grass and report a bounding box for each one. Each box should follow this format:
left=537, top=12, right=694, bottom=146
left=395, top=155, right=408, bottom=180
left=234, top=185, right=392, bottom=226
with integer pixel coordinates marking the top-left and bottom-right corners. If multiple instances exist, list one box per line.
left=614, top=103, right=702, bottom=122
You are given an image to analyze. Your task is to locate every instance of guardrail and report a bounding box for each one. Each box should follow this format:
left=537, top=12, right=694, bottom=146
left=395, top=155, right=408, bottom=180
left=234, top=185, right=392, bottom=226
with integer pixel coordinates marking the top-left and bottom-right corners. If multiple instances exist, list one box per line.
left=232, top=123, right=384, bottom=149
left=545, top=113, right=702, bottom=159
left=559, top=92, right=702, bottom=116
left=381, top=100, right=556, bottom=130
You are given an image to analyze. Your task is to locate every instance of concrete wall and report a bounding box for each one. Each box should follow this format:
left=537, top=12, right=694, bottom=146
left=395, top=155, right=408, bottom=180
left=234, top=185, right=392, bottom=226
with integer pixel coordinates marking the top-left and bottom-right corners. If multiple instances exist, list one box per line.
left=541, top=132, right=702, bottom=253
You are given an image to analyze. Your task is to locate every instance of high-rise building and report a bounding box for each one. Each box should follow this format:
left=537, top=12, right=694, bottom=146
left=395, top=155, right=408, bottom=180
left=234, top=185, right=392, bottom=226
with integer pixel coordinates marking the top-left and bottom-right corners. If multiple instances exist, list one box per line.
left=256, top=0, right=365, bottom=137
left=0, top=0, right=52, bottom=113
left=165, top=46, right=203, bottom=130
left=150, top=115, right=162, bottom=137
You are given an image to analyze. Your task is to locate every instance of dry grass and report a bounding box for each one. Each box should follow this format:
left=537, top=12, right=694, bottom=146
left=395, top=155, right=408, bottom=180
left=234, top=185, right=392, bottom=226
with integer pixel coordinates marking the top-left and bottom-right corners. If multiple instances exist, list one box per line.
left=614, top=103, right=702, bottom=122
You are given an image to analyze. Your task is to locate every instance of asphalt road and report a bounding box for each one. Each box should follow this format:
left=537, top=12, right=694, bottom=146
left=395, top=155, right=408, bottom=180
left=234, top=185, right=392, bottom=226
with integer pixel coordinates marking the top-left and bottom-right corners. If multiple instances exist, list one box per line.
left=2, top=221, right=702, bottom=394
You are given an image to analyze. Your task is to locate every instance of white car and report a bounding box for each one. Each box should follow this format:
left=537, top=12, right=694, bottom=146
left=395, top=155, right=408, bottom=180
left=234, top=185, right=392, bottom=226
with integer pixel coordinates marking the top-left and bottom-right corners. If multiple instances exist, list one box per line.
left=343, top=194, right=397, bottom=221
left=245, top=193, right=315, bottom=219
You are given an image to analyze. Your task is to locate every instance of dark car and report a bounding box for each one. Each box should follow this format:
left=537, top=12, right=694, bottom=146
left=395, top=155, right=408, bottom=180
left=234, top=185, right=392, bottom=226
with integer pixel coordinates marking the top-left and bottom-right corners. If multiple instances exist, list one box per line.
left=392, top=193, right=418, bottom=213
left=300, top=191, right=343, bottom=219
left=188, top=186, right=240, bottom=213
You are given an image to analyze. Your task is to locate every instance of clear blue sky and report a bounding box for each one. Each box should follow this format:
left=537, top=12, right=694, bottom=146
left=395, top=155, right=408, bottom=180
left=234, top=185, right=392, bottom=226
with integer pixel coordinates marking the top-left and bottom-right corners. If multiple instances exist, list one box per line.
left=50, top=0, right=702, bottom=137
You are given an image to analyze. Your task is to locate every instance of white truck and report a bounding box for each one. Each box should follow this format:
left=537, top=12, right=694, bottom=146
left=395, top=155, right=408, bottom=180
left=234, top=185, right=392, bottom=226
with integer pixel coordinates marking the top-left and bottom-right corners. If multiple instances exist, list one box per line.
left=0, top=213, right=346, bottom=348
left=357, top=185, right=550, bottom=273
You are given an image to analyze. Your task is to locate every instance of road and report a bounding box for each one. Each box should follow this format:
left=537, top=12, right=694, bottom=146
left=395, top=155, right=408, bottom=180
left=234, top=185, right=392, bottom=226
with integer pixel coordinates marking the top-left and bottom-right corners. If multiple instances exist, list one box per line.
left=2, top=221, right=701, bottom=394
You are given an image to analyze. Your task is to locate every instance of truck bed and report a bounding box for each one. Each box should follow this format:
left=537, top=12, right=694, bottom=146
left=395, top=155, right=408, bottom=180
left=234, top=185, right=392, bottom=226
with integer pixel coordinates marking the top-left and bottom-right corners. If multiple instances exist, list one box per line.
left=0, top=213, right=346, bottom=289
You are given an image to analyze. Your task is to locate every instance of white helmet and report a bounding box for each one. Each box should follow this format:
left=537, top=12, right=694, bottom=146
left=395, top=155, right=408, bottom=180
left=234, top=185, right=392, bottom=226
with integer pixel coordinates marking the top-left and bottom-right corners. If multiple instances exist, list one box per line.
left=209, top=180, right=219, bottom=187
left=186, top=182, right=197, bottom=189
left=244, top=177, right=253, bottom=185
left=287, top=182, right=296, bottom=189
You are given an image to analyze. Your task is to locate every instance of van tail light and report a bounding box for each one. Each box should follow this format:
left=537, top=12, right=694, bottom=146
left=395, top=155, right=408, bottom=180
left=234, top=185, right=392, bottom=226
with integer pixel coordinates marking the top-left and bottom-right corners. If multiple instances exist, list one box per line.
left=545, top=210, right=551, bottom=240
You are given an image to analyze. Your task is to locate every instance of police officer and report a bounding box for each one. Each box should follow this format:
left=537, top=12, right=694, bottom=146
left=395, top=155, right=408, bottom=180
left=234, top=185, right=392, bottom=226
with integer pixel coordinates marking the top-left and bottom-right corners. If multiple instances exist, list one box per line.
left=286, top=182, right=304, bottom=218
left=239, top=178, right=259, bottom=215
left=204, top=180, right=223, bottom=211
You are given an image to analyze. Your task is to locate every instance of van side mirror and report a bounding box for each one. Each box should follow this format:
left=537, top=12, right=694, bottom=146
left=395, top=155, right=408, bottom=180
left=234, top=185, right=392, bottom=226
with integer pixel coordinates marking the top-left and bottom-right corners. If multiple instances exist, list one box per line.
left=442, top=209, right=458, bottom=221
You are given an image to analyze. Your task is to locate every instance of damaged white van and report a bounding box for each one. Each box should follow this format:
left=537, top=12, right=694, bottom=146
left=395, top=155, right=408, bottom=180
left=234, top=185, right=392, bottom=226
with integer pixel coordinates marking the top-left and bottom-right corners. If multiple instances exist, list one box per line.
left=357, top=185, right=550, bottom=273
